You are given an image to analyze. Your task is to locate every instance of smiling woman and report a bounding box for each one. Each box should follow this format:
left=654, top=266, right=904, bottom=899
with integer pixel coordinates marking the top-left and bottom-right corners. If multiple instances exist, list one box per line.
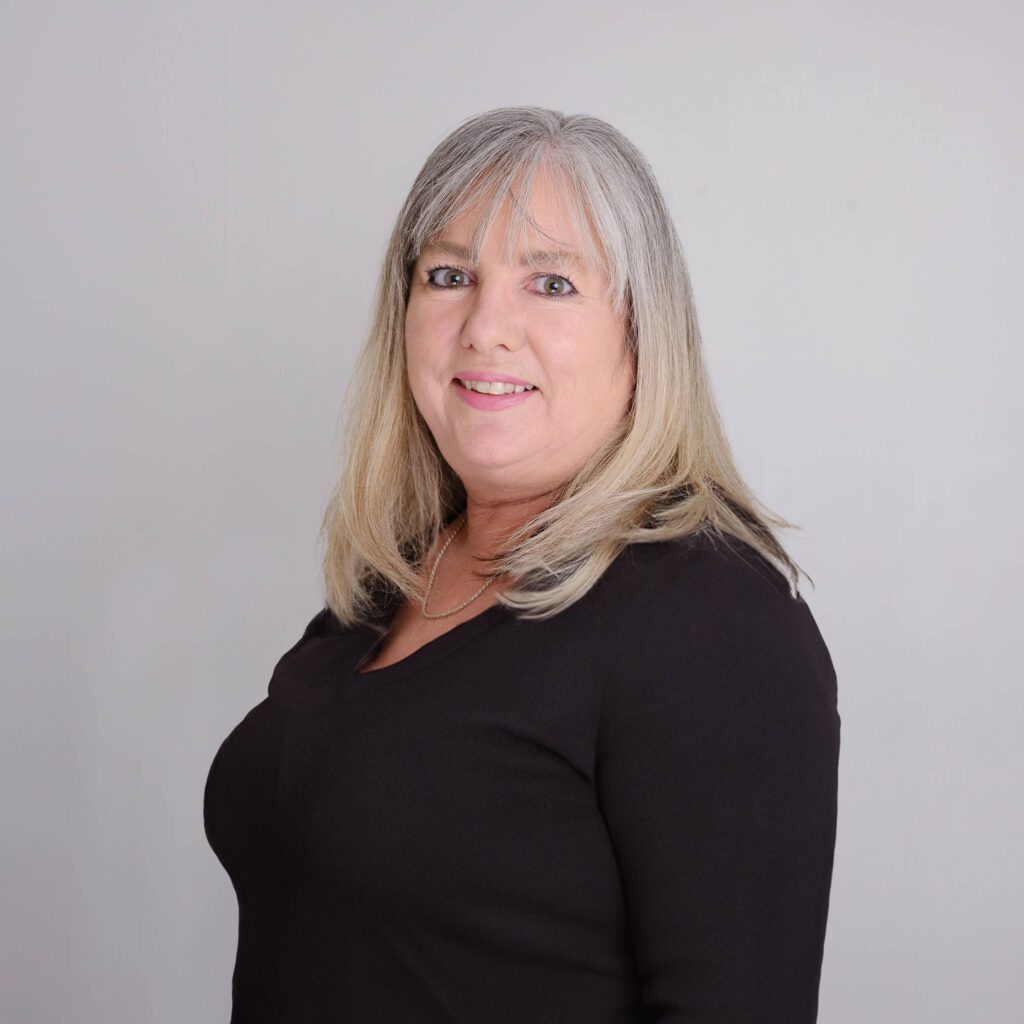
left=403, top=164, right=635, bottom=534
left=203, top=106, right=840, bottom=1023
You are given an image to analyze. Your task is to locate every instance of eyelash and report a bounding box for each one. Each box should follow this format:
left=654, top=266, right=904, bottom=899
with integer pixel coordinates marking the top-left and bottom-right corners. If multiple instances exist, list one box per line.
left=423, top=263, right=578, bottom=300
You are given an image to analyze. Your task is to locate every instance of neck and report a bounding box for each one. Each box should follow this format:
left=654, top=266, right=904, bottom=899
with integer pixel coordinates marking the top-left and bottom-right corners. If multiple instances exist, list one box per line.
left=456, top=488, right=558, bottom=562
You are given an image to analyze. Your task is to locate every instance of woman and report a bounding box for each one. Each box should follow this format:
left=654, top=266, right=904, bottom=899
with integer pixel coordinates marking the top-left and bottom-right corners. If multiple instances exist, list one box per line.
left=204, top=106, right=840, bottom=1023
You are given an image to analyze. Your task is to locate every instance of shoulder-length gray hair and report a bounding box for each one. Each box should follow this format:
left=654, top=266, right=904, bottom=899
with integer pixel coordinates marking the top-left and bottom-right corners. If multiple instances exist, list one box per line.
left=320, top=106, right=810, bottom=629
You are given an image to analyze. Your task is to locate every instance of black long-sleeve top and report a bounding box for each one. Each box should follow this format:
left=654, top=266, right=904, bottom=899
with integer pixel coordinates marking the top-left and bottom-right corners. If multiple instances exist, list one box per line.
left=203, top=530, right=841, bottom=1022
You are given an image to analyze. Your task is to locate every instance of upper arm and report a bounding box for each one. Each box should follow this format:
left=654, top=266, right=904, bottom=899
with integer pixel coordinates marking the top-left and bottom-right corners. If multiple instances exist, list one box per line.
left=595, top=538, right=840, bottom=1022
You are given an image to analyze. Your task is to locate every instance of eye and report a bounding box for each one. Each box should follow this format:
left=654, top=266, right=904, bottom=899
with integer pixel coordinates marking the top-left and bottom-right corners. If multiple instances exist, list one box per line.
left=422, top=263, right=578, bottom=299
left=424, top=264, right=471, bottom=289
left=533, top=273, right=577, bottom=299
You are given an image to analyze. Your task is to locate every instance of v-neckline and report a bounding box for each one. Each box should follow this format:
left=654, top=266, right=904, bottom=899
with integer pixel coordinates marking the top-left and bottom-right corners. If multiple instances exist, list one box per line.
left=349, top=599, right=511, bottom=682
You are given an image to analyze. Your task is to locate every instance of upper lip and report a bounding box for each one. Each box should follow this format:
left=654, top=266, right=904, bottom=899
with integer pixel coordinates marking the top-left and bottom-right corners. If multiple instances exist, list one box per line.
left=453, top=371, right=537, bottom=388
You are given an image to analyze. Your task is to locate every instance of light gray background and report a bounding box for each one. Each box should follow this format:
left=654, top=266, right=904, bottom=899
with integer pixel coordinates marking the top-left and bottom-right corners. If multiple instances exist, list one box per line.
left=2, top=1, right=1020, bottom=1021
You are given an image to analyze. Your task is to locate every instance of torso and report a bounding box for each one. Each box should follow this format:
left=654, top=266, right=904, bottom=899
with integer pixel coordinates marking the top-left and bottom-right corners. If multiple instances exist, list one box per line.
left=356, top=532, right=512, bottom=673
left=356, top=590, right=505, bottom=672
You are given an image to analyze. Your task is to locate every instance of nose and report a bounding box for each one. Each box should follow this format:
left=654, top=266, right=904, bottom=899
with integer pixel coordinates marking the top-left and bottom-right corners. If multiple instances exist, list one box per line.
left=460, top=275, right=524, bottom=353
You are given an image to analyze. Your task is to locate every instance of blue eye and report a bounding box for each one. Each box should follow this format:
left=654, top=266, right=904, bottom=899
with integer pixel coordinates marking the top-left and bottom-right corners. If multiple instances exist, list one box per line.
left=423, top=264, right=578, bottom=300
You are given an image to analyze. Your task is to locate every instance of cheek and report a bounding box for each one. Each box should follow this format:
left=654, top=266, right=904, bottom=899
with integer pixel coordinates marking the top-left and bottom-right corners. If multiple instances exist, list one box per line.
left=404, top=312, right=434, bottom=373
left=404, top=351, right=438, bottom=409
left=404, top=342, right=450, bottom=425
left=403, top=305, right=425, bottom=359
left=558, top=328, right=631, bottom=412
left=406, top=301, right=455, bottom=365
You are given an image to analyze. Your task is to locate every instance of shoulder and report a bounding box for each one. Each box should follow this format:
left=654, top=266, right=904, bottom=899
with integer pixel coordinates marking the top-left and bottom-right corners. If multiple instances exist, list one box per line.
left=297, top=604, right=347, bottom=639
left=264, top=604, right=360, bottom=704
left=607, top=529, right=803, bottom=637
left=598, top=530, right=838, bottom=727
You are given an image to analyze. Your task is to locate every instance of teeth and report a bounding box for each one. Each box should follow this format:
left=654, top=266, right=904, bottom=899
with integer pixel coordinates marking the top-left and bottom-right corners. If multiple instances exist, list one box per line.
left=459, top=379, right=535, bottom=395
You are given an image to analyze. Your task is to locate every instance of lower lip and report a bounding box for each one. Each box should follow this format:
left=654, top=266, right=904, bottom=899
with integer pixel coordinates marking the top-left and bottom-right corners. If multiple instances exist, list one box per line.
left=452, top=381, right=539, bottom=411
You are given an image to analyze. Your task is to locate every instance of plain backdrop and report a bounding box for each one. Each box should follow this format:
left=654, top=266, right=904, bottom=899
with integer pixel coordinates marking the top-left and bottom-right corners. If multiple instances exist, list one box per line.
left=2, top=1, right=1021, bottom=1021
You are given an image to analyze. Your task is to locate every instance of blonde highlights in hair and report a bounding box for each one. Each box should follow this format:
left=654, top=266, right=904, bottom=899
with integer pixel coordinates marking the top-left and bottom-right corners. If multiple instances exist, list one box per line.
left=320, top=106, right=809, bottom=630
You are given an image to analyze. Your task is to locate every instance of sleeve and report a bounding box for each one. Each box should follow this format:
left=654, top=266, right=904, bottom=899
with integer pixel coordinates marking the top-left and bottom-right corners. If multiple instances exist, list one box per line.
left=595, top=553, right=840, bottom=1023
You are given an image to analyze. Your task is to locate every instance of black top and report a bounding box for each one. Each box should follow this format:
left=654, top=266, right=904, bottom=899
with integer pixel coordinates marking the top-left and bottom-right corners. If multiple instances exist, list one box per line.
left=203, top=531, right=840, bottom=1023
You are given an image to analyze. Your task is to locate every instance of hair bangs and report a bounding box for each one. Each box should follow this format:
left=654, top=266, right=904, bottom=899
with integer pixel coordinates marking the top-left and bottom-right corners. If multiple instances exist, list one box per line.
left=409, top=144, right=615, bottom=304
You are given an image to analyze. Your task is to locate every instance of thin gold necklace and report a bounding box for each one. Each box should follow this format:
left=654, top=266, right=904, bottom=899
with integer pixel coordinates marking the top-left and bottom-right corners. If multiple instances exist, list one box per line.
left=421, top=514, right=502, bottom=619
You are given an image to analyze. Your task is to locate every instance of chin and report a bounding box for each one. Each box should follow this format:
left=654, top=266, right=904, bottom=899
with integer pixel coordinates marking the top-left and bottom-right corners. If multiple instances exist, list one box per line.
left=449, top=445, right=534, bottom=475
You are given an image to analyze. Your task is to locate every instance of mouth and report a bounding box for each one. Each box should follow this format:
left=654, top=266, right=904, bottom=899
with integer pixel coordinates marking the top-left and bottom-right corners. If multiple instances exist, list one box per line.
left=452, top=377, right=539, bottom=396
left=451, top=378, right=540, bottom=411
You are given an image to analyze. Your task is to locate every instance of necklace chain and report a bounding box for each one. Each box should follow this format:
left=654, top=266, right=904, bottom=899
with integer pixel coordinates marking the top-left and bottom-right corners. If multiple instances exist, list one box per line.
left=421, top=514, right=502, bottom=619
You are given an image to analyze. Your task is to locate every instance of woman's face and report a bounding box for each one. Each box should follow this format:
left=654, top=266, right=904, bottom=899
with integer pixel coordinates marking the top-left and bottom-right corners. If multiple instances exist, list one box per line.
left=405, top=168, right=635, bottom=502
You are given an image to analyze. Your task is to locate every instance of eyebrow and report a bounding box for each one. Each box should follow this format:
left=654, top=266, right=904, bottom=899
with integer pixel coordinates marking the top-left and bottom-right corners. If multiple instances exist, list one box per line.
left=419, top=240, right=584, bottom=269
